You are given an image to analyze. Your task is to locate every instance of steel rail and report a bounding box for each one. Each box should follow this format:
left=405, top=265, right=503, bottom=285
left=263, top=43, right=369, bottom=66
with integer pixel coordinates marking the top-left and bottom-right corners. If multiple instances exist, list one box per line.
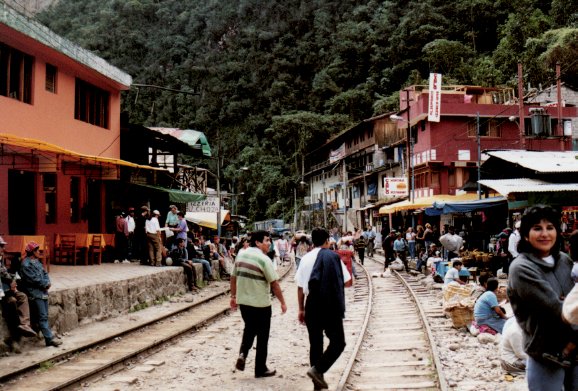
left=335, top=262, right=373, bottom=391
left=0, top=263, right=293, bottom=390
left=392, top=270, right=449, bottom=391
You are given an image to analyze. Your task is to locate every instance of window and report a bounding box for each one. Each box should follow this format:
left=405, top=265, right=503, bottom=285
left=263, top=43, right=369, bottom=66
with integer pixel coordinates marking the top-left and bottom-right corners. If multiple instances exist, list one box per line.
left=43, top=173, right=57, bottom=224
left=468, top=119, right=501, bottom=137
left=70, top=177, right=80, bottom=223
left=45, top=63, right=57, bottom=93
left=0, top=42, right=33, bottom=104
left=75, top=78, right=109, bottom=128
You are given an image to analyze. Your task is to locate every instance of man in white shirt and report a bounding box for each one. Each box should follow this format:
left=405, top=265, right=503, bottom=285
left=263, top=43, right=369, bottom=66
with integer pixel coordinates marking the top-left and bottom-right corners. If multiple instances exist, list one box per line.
left=145, top=210, right=162, bottom=266
left=444, top=260, right=465, bottom=285
left=295, top=227, right=351, bottom=391
left=126, top=207, right=136, bottom=259
left=508, top=221, right=521, bottom=260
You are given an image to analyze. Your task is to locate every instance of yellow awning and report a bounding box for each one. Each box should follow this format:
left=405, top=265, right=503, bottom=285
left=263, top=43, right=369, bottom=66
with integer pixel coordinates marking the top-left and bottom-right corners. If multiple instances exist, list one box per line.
left=185, top=210, right=230, bottom=229
left=0, top=133, right=165, bottom=171
left=379, top=193, right=480, bottom=215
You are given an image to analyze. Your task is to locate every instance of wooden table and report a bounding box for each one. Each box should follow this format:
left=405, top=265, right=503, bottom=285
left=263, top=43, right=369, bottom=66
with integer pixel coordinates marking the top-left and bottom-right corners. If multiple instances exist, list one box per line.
left=2, top=235, right=49, bottom=271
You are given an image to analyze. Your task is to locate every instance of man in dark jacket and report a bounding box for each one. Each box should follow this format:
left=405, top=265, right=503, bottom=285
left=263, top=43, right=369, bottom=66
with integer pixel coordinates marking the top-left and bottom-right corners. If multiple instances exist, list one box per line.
left=295, top=227, right=351, bottom=390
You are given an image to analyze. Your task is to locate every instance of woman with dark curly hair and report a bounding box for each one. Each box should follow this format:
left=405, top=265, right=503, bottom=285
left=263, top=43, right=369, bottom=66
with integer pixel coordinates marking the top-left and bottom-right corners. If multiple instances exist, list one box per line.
left=507, top=205, right=578, bottom=390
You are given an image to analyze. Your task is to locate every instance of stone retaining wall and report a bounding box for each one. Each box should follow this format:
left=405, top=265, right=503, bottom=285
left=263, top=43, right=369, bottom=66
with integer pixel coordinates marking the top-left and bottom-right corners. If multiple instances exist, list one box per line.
left=47, top=267, right=187, bottom=334
left=1, top=261, right=221, bottom=343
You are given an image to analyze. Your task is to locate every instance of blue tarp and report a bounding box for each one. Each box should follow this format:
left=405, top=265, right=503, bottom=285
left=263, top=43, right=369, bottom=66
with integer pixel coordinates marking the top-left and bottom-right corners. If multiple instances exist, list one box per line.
left=425, top=196, right=507, bottom=216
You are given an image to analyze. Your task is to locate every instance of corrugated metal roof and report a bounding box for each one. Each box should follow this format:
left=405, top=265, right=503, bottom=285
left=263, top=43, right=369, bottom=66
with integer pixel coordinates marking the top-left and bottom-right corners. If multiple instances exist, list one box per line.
left=486, top=150, right=578, bottom=173
left=478, top=178, right=578, bottom=196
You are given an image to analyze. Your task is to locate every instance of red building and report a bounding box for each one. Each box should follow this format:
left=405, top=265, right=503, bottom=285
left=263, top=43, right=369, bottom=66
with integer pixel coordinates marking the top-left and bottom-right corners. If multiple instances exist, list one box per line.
left=397, top=85, right=577, bottom=199
left=0, top=4, right=139, bottom=238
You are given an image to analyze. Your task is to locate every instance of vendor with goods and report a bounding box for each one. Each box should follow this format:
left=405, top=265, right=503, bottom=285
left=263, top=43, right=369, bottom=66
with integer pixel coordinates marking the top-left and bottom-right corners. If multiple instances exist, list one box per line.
left=443, top=260, right=465, bottom=285
left=473, top=277, right=508, bottom=334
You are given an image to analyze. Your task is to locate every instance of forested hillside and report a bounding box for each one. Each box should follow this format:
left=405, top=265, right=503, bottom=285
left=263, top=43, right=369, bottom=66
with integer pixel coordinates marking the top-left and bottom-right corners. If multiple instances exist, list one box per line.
left=35, top=0, right=578, bottom=221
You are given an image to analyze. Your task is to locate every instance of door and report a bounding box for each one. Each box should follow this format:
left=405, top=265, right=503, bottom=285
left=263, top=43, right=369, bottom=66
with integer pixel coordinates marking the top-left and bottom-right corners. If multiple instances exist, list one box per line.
left=87, top=179, right=102, bottom=233
left=8, top=170, right=36, bottom=234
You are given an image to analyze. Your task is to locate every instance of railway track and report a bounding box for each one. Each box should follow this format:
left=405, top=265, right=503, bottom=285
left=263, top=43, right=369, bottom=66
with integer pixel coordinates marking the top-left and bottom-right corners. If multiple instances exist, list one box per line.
left=338, top=256, right=449, bottom=391
left=0, top=264, right=293, bottom=391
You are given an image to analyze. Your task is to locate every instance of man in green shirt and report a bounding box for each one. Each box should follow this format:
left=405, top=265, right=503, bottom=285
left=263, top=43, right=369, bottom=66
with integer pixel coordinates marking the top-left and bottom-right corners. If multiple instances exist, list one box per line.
left=230, top=230, right=287, bottom=378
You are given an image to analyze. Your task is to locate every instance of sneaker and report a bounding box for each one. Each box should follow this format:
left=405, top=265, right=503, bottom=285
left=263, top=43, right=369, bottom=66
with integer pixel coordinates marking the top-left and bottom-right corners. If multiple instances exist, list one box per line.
left=235, top=353, right=245, bottom=371
left=307, top=367, right=328, bottom=389
left=255, top=368, right=276, bottom=378
left=46, top=339, right=63, bottom=347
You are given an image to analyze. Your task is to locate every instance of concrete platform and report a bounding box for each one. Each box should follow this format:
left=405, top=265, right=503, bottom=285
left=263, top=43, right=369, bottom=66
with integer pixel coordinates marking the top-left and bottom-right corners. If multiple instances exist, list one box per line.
left=1, top=260, right=220, bottom=343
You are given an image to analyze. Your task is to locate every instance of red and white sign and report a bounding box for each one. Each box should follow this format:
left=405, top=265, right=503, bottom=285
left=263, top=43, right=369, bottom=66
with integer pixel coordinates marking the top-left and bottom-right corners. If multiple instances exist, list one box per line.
left=383, top=177, right=408, bottom=196
left=428, top=73, right=442, bottom=122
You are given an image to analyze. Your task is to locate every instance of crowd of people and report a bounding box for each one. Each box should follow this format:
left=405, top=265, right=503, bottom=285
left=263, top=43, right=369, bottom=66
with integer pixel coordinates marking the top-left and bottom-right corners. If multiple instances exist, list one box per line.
left=437, top=204, right=578, bottom=390
left=4, top=201, right=578, bottom=390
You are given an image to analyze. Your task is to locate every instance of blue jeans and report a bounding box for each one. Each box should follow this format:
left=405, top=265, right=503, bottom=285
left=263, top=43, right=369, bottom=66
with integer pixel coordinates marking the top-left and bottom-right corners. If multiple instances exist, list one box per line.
left=408, top=241, right=416, bottom=259
left=31, top=298, right=53, bottom=343
left=527, top=355, right=578, bottom=391
left=191, top=258, right=212, bottom=280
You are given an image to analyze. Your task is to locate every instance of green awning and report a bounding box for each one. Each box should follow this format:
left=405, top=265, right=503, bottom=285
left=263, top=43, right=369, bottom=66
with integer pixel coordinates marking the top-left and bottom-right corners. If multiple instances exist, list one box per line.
left=133, top=184, right=206, bottom=203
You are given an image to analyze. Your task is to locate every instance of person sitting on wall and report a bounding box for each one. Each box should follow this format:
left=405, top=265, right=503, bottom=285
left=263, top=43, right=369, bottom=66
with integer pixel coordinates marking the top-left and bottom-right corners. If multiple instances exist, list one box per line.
left=19, top=242, right=62, bottom=347
left=189, top=238, right=214, bottom=282
left=0, top=236, right=37, bottom=353
left=170, top=238, right=199, bottom=292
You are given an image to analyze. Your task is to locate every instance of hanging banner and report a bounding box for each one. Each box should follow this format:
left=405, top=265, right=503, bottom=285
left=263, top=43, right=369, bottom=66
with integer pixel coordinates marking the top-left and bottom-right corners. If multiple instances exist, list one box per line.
left=329, top=143, right=345, bottom=163
left=428, top=73, right=442, bottom=122
left=383, top=177, right=408, bottom=196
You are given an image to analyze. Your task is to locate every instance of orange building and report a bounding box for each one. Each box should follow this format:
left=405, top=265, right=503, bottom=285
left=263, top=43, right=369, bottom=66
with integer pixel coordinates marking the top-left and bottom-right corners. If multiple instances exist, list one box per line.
left=0, top=4, right=148, bottom=238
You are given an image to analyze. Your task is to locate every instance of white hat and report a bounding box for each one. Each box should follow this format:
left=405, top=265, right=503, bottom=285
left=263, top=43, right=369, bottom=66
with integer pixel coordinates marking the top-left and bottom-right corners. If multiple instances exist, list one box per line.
left=153, top=210, right=160, bottom=215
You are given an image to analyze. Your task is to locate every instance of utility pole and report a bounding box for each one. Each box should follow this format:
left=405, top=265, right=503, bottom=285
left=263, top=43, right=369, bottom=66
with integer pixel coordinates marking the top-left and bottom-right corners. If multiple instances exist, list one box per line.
left=322, top=170, right=327, bottom=228
left=343, top=160, right=348, bottom=233
left=517, top=63, right=526, bottom=150
left=477, top=113, right=481, bottom=200
left=293, top=187, right=298, bottom=231
left=405, top=89, right=412, bottom=203
left=557, top=62, right=564, bottom=150
left=216, top=128, right=222, bottom=238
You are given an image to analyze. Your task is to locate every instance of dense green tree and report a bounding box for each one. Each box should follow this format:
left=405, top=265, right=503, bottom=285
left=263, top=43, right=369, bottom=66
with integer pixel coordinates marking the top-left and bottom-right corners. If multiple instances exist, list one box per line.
left=33, top=0, right=577, bottom=222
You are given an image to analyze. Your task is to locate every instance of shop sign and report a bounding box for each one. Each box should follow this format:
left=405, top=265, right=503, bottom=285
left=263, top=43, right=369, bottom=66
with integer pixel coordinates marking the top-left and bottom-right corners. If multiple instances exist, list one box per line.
left=187, top=195, right=220, bottom=213
left=428, top=73, right=442, bottom=122
left=383, top=177, right=408, bottom=196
